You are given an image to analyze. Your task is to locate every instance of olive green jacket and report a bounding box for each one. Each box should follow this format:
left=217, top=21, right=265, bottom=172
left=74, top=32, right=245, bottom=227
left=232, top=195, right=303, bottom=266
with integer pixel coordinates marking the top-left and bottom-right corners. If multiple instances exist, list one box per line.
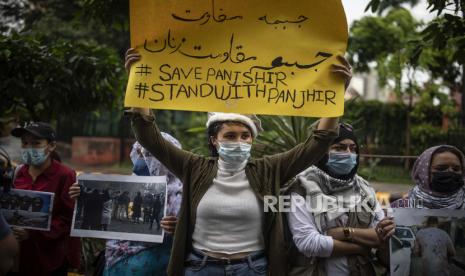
left=130, top=112, right=338, bottom=276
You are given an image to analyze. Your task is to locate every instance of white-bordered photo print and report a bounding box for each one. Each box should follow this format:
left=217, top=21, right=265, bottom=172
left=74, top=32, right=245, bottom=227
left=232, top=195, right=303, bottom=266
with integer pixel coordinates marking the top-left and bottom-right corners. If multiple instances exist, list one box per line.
left=390, top=208, right=465, bottom=276
left=71, top=174, right=167, bottom=243
left=0, top=188, right=54, bottom=231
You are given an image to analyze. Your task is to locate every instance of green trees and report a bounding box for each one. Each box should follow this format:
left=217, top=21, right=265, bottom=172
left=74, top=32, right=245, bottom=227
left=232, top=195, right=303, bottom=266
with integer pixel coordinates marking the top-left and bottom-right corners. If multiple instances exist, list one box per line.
left=255, top=116, right=316, bottom=156
left=256, top=3, right=464, bottom=158
left=348, top=8, right=424, bottom=166
left=0, top=0, right=128, bottom=123
left=347, top=3, right=464, bottom=167
left=365, top=0, right=421, bottom=14
left=366, top=0, right=465, bottom=121
left=0, top=34, right=124, bottom=121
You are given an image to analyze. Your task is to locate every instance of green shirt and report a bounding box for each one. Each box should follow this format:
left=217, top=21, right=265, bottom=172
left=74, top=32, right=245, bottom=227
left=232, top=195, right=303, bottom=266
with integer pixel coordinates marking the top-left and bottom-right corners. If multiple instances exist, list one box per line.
left=131, top=112, right=338, bottom=276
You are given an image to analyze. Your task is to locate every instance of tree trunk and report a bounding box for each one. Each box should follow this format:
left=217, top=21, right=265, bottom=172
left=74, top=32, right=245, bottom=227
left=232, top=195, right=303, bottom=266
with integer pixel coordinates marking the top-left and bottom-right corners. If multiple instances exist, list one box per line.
left=404, top=71, right=413, bottom=171
left=405, top=95, right=412, bottom=171
left=462, top=64, right=465, bottom=126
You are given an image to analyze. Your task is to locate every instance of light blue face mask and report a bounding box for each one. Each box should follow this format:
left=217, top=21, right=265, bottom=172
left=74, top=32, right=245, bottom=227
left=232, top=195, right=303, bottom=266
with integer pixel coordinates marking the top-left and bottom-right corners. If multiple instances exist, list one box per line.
left=21, top=148, right=49, bottom=166
left=326, top=152, right=358, bottom=175
left=217, top=142, right=252, bottom=164
left=133, top=158, right=150, bottom=176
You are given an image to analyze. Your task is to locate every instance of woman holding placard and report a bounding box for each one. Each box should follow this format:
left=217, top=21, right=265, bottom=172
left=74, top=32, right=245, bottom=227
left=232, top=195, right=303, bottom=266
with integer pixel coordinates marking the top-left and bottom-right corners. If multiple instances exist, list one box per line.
left=124, top=48, right=352, bottom=276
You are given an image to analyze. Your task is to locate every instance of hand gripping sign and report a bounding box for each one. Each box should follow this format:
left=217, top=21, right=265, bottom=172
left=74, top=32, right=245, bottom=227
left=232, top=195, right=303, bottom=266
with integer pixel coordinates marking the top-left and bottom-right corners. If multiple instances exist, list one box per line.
left=125, top=0, right=348, bottom=117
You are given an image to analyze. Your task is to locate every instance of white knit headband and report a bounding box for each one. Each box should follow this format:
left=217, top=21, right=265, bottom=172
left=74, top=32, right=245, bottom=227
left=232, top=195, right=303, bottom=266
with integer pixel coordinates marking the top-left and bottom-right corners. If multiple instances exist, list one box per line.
left=206, top=113, right=259, bottom=138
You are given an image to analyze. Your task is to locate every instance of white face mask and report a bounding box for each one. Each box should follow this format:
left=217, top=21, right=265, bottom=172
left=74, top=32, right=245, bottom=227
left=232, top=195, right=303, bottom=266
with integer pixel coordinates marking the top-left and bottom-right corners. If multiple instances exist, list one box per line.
left=326, top=152, right=358, bottom=175
left=21, top=147, right=49, bottom=166
left=217, top=142, right=252, bottom=164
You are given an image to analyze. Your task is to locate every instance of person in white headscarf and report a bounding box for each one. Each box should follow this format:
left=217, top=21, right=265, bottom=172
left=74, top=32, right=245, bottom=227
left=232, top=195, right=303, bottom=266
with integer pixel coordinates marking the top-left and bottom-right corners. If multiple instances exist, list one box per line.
left=69, top=132, right=183, bottom=276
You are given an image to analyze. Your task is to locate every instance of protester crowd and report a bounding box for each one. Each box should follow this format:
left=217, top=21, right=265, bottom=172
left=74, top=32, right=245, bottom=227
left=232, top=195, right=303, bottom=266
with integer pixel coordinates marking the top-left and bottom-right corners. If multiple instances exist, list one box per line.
left=0, top=49, right=464, bottom=276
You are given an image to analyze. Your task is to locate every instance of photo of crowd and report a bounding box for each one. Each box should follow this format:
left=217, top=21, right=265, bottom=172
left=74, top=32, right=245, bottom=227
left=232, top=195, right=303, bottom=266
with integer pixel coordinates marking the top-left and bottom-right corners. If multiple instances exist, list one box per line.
left=391, top=209, right=465, bottom=276
left=0, top=189, right=54, bottom=230
left=71, top=174, right=167, bottom=243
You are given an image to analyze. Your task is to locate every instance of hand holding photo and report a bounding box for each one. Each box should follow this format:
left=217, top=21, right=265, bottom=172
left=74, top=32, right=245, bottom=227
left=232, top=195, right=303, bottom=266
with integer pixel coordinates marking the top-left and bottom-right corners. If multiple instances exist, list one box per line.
left=390, top=208, right=465, bottom=276
left=0, top=189, right=54, bottom=231
left=71, top=174, right=167, bottom=243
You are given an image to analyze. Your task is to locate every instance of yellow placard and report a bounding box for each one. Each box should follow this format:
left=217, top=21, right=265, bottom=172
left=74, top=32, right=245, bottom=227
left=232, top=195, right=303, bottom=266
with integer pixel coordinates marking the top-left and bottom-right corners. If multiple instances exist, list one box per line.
left=126, top=0, right=348, bottom=117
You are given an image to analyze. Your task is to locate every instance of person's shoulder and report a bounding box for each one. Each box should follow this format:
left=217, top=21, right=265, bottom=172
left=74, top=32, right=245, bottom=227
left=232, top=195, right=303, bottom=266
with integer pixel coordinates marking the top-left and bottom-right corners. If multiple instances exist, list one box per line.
left=14, top=163, right=28, bottom=177
left=355, top=174, right=369, bottom=184
left=295, top=166, right=324, bottom=187
left=416, top=227, right=426, bottom=233
left=187, top=153, right=213, bottom=166
left=52, top=160, right=76, bottom=178
left=282, top=166, right=322, bottom=193
left=355, top=175, right=372, bottom=189
left=434, top=227, right=451, bottom=236
left=417, top=227, right=443, bottom=237
left=415, top=228, right=426, bottom=239
left=356, top=175, right=380, bottom=192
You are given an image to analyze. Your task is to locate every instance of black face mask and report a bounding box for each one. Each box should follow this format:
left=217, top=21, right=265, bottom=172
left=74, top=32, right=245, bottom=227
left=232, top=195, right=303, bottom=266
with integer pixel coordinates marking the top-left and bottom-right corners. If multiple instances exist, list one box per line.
left=431, top=171, right=464, bottom=193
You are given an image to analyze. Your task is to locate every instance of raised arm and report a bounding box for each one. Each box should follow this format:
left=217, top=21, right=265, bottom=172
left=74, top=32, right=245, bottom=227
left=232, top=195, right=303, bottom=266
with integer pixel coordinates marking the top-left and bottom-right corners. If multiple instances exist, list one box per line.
left=125, top=48, right=200, bottom=179
left=124, top=48, right=152, bottom=119
left=130, top=111, right=199, bottom=179
left=265, top=55, right=352, bottom=182
left=317, top=55, right=353, bottom=131
left=318, top=117, right=339, bottom=131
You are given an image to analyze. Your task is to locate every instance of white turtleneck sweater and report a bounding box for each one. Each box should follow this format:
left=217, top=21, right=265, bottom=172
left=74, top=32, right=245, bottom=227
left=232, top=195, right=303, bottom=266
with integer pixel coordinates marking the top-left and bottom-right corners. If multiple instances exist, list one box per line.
left=192, top=159, right=265, bottom=254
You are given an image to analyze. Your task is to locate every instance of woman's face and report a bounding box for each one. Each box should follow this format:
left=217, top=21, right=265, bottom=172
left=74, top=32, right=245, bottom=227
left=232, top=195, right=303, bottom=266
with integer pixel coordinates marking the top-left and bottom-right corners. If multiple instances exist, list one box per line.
left=431, top=151, right=462, bottom=175
left=329, top=139, right=357, bottom=154
left=21, top=133, right=56, bottom=152
left=212, top=122, right=253, bottom=148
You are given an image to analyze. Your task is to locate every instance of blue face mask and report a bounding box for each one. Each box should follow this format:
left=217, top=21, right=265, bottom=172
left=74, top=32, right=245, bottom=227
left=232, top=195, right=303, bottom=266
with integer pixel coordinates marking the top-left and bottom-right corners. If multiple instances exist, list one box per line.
left=217, top=142, right=252, bottom=164
left=21, top=148, right=49, bottom=166
left=133, top=158, right=150, bottom=176
left=326, top=152, right=358, bottom=175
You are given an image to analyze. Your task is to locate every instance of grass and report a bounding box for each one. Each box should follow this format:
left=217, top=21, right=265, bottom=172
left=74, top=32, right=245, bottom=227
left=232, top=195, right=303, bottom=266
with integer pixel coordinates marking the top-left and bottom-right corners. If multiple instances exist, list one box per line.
left=68, top=160, right=134, bottom=175
left=358, top=164, right=412, bottom=185
left=109, top=160, right=133, bottom=174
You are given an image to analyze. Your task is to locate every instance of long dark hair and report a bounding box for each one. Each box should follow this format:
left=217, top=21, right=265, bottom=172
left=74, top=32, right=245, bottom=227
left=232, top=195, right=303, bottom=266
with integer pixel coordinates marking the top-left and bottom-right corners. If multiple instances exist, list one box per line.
left=47, top=139, right=61, bottom=162
left=49, top=151, right=61, bottom=162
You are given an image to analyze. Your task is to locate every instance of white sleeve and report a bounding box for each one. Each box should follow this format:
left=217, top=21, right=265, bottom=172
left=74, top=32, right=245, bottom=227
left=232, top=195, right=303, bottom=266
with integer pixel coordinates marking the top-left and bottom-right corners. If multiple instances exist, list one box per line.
left=287, top=193, right=334, bottom=258
left=369, top=198, right=386, bottom=228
